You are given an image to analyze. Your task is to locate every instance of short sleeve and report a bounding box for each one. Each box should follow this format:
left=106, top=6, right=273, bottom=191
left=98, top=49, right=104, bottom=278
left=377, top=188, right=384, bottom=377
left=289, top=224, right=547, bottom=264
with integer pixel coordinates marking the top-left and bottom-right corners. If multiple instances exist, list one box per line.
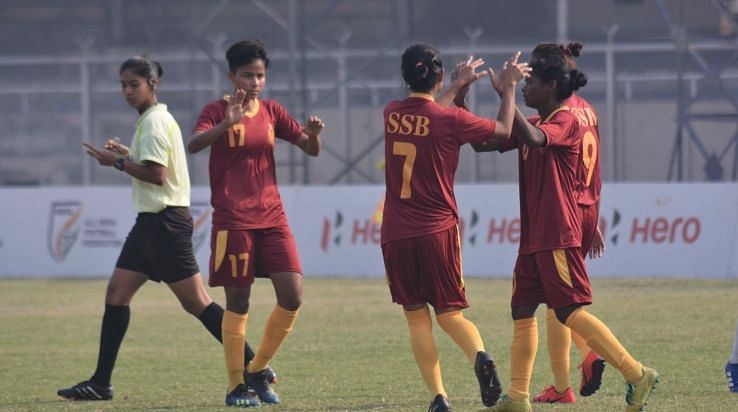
left=453, top=107, right=496, bottom=145
left=193, top=102, right=223, bottom=134
left=538, top=111, right=579, bottom=149
left=269, top=101, right=303, bottom=144
left=138, top=117, right=170, bottom=167
left=498, top=115, right=539, bottom=153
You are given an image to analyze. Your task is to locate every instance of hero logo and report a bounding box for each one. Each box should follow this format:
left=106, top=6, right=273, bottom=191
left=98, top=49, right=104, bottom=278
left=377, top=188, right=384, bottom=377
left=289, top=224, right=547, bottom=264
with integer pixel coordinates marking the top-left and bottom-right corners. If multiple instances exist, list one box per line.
left=460, top=210, right=519, bottom=246
left=601, top=209, right=700, bottom=245
left=321, top=200, right=384, bottom=252
left=47, top=201, right=83, bottom=261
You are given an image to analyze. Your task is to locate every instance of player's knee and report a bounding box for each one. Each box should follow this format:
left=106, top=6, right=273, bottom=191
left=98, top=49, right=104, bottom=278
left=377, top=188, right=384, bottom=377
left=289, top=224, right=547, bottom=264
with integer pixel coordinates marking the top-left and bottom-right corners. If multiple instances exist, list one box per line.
left=226, top=299, right=250, bottom=314
left=180, top=298, right=207, bottom=316
left=277, top=296, right=301, bottom=312
left=554, top=304, right=581, bottom=324
left=105, top=285, right=129, bottom=306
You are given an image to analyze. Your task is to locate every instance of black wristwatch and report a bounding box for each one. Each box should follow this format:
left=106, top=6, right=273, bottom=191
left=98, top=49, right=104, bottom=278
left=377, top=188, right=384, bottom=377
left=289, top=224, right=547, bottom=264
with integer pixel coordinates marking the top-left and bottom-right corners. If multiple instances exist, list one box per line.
left=113, top=157, right=126, bottom=171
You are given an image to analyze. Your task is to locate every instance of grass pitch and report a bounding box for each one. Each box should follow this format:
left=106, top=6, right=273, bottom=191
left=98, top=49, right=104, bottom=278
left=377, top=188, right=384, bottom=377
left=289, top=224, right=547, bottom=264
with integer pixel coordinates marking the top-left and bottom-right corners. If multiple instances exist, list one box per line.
left=1, top=277, right=737, bottom=411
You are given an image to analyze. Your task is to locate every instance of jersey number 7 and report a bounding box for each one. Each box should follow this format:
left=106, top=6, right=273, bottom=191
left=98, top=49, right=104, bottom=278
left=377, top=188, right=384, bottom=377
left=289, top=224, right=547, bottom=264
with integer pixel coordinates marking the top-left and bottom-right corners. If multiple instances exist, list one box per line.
left=392, top=142, right=416, bottom=199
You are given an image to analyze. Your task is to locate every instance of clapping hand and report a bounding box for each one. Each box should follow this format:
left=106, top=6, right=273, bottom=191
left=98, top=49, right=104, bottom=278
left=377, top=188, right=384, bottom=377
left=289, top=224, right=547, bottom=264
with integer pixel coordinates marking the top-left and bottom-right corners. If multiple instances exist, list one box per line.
left=488, top=51, right=531, bottom=95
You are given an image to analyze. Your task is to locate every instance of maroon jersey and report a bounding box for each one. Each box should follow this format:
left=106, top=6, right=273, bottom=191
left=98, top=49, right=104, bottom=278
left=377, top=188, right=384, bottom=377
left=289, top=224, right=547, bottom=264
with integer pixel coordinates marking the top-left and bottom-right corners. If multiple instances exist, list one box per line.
left=193, top=98, right=303, bottom=230
left=565, top=94, right=601, bottom=206
left=498, top=108, right=582, bottom=253
left=381, top=93, right=496, bottom=244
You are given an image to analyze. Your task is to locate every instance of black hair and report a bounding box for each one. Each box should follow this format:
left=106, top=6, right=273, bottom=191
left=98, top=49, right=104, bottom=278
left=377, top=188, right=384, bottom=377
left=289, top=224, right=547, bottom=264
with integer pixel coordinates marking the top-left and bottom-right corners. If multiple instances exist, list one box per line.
left=401, top=43, right=443, bottom=92
left=530, top=45, right=587, bottom=101
left=531, top=42, right=583, bottom=70
left=119, top=55, right=163, bottom=85
left=226, top=40, right=270, bottom=73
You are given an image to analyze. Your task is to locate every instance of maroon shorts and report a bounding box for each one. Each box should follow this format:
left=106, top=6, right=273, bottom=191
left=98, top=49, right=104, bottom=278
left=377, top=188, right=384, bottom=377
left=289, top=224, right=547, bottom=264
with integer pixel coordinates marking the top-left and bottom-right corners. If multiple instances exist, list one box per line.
left=579, top=203, right=599, bottom=255
left=208, top=225, right=302, bottom=288
left=511, top=248, right=592, bottom=310
left=381, top=225, right=468, bottom=311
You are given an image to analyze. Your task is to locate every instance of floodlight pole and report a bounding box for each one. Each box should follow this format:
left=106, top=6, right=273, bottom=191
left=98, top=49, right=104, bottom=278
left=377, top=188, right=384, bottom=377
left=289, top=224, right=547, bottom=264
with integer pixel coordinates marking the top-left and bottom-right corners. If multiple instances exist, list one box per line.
left=78, top=38, right=93, bottom=186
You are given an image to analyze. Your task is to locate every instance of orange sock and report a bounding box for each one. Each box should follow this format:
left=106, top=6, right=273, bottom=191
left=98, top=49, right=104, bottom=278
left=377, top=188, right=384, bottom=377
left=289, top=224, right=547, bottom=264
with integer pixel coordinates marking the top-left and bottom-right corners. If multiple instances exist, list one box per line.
left=405, top=307, right=446, bottom=397
left=565, top=309, right=643, bottom=382
left=545, top=308, right=571, bottom=392
left=571, top=329, right=592, bottom=362
left=509, top=317, right=538, bottom=401
left=223, top=310, right=248, bottom=391
left=247, top=305, right=299, bottom=373
left=436, top=310, right=485, bottom=363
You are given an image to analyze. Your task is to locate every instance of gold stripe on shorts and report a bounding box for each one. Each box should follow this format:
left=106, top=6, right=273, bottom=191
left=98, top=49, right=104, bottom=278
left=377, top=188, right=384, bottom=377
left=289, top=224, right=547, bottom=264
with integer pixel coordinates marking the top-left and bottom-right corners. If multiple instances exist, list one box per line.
left=455, top=225, right=464, bottom=289
left=214, top=230, right=228, bottom=272
left=553, top=249, right=573, bottom=288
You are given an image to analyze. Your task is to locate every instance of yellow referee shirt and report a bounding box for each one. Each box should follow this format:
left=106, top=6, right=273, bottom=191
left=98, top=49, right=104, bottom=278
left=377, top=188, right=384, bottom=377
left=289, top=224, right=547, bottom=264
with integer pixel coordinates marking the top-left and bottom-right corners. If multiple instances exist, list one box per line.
left=129, top=103, right=191, bottom=213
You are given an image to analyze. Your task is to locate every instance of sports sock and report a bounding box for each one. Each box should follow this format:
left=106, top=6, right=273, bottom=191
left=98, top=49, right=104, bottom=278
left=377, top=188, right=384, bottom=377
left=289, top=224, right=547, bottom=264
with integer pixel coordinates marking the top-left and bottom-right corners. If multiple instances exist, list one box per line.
left=565, top=308, right=643, bottom=382
left=509, top=317, right=538, bottom=401
left=545, top=308, right=571, bottom=392
left=730, top=321, right=738, bottom=364
left=436, top=310, right=485, bottom=363
left=247, top=305, right=299, bottom=373
left=571, top=329, right=592, bottom=362
left=405, top=307, right=446, bottom=397
left=198, top=302, right=256, bottom=365
left=223, top=310, right=248, bottom=391
left=91, top=304, right=130, bottom=387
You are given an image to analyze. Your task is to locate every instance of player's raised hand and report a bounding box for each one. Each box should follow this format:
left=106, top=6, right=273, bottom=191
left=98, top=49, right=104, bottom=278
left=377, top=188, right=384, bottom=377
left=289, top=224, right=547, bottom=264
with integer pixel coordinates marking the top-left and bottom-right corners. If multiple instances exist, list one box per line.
left=452, top=55, right=488, bottom=87
left=225, top=89, right=246, bottom=126
left=450, top=60, right=472, bottom=107
left=497, top=51, right=530, bottom=89
left=303, top=116, right=325, bottom=137
left=82, top=142, right=118, bottom=166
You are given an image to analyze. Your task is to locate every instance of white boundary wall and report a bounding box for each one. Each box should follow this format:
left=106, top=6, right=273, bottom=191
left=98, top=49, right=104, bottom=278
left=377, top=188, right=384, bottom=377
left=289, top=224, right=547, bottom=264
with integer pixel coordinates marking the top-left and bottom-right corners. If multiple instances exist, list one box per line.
left=1, top=183, right=737, bottom=278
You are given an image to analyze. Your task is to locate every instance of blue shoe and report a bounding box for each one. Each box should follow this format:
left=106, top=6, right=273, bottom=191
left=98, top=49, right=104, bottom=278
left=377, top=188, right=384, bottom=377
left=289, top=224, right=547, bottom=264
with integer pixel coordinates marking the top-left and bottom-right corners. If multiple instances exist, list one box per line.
left=726, top=363, right=738, bottom=393
left=475, top=351, right=502, bottom=407
left=225, top=384, right=260, bottom=408
left=245, top=368, right=280, bottom=404
left=428, top=394, right=451, bottom=412
left=244, top=365, right=277, bottom=385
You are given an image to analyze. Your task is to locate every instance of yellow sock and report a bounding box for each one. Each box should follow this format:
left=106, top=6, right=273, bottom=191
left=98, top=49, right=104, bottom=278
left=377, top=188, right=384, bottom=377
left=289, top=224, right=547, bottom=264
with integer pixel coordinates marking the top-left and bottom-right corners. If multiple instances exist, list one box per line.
left=571, top=329, right=592, bottom=362
left=436, top=310, right=485, bottom=363
left=223, top=310, right=248, bottom=391
left=545, top=308, right=571, bottom=392
left=509, top=317, right=538, bottom=401
left=405, top=307, right=446, bottom=397
left=565, top=309, right=643, bottom=382
left=247, top=305, right=299, bottom=373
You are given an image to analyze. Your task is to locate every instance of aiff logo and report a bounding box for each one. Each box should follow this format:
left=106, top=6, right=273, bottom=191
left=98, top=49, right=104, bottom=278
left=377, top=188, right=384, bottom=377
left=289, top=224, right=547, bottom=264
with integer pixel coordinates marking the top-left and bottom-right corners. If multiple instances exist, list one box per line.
left=47, top=201, right=83, bottom=261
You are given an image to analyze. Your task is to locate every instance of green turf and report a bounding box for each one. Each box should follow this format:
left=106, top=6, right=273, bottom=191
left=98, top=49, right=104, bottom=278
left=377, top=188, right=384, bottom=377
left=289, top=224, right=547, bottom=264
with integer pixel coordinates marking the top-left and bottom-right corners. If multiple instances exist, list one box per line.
left=0, top=277, right=736, bottom=411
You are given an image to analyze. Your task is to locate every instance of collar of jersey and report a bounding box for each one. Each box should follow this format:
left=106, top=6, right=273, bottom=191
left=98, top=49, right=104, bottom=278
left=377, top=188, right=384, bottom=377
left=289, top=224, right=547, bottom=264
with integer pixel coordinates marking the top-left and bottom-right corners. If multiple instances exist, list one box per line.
left=535, top=105, right=570, bottom=126
left=135, top=103, right=166, bottom=128
left=223, top=95, right=260, bottom=118
left=409, top=92, right=434, bottom=102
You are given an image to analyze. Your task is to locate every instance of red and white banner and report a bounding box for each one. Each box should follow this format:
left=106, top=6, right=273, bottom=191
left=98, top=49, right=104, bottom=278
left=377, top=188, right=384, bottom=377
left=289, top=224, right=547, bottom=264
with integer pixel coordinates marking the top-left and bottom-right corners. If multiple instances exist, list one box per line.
left=1, top=184, right=736, bottom=278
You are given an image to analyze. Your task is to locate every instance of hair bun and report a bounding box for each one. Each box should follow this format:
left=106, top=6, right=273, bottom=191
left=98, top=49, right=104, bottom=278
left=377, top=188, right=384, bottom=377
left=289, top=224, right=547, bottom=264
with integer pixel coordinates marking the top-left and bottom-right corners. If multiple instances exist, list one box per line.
left=415, top=61, right=429, bottom=78
left=569, top=69, right=588, bottom=90
left=566, top=42, right=583, bottom=58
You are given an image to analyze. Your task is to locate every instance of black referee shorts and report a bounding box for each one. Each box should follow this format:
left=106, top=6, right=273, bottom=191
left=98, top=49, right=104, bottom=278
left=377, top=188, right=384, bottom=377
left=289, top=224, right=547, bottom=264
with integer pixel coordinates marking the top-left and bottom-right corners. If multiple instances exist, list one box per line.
left=116, top=206, right=200, bottom=283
